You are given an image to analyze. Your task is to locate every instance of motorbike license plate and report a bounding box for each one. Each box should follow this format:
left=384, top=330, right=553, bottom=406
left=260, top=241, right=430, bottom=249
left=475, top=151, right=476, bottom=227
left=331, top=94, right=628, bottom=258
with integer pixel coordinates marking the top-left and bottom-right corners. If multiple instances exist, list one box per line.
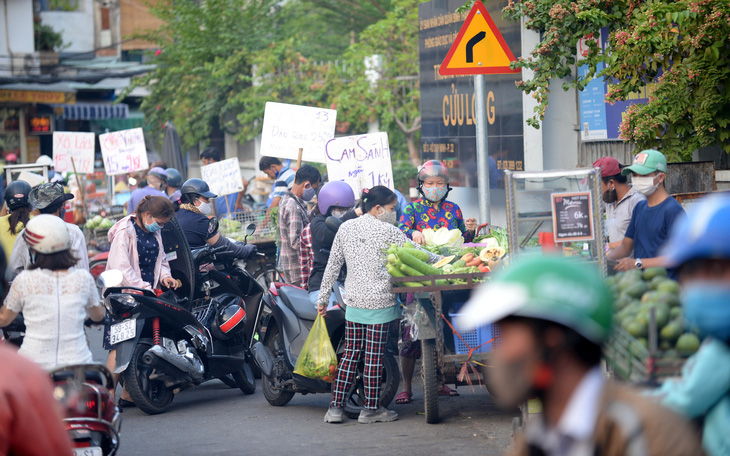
left=73, top=448, right=102, bottom=456
left=109, top=319, right=136, bottom=345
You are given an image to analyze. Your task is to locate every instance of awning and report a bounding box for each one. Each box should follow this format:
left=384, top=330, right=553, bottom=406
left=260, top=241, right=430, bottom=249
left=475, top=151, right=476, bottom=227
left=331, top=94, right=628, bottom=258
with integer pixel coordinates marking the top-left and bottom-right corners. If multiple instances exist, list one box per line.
left=54, top=102, right=129, bottom=120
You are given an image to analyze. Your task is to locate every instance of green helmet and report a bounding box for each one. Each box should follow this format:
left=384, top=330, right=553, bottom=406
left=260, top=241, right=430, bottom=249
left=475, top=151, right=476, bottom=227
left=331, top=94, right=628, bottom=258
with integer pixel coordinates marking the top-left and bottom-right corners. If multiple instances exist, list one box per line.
left=460, top=256, right=613, bottom=344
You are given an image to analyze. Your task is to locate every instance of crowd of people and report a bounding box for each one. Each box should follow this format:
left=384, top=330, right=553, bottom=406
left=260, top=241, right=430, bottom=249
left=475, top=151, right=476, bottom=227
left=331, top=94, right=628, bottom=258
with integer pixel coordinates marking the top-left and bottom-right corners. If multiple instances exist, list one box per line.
left=0, top=146, right=727, bottom=456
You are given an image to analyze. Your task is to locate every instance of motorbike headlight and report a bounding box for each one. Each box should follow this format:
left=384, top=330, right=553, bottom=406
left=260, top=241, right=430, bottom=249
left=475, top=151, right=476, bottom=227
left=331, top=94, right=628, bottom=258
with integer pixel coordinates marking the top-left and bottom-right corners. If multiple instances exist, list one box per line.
left=105, top=294, right=138, bottom=315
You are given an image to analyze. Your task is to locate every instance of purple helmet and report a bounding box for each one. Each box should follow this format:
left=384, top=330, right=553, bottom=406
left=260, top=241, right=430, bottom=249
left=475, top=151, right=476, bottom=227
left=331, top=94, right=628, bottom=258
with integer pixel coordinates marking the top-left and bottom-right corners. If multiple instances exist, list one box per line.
left=318, top=181, right=355, bottom=215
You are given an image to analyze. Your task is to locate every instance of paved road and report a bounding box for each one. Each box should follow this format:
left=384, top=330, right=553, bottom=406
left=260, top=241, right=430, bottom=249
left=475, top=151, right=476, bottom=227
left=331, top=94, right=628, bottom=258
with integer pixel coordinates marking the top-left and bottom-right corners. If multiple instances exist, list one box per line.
left=116, top=377, right=515, bottom=456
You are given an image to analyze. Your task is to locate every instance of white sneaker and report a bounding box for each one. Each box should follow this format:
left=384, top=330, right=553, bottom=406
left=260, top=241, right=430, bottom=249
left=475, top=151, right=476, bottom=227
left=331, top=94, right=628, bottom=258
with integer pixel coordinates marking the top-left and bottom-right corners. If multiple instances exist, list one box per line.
left=358, top=406, right=398, bottom=424
left=324, top=407, right=344, bottom=423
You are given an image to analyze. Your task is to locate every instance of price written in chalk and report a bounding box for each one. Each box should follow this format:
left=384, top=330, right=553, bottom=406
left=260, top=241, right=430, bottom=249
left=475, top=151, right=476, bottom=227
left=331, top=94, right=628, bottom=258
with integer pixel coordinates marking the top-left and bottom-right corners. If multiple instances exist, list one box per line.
left=325, top=132, right=393, bottom=195
left=53, top=132, right=95, bottom=174
left=99, top=128, right=149, bottom=176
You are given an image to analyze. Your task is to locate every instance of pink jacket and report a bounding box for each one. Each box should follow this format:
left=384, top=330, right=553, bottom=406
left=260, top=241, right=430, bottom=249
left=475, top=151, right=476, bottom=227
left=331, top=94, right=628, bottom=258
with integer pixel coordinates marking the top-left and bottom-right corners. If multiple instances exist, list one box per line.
left=106, top=215, right=171, bottom=290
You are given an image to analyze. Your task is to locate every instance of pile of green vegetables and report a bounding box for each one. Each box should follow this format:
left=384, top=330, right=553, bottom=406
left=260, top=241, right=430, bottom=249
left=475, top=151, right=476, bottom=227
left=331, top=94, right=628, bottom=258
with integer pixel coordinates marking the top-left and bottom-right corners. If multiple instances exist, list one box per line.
left=385, top=244, right=486, bottom=287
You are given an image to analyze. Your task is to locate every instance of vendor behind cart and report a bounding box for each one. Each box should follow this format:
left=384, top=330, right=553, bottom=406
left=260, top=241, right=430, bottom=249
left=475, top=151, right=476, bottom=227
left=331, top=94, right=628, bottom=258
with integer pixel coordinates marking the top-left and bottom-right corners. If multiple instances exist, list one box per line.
left=396, top=160, right=477, bottom=404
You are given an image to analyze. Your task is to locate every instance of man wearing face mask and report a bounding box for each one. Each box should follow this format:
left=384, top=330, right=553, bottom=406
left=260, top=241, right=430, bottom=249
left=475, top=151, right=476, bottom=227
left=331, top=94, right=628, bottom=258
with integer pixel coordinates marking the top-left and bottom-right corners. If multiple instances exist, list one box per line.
left=593, top=157, right=645, bottom=251
left=278, top=165, right=321, bottom=286
left=175, top=178, right=257, bottom=258
left=8, top=182, right=88, bottom=279
left=607, top=149, right=685, bottom=273
left=646, top=194, right=730, bottom=456
left=459, top=256, right=703, bottom=456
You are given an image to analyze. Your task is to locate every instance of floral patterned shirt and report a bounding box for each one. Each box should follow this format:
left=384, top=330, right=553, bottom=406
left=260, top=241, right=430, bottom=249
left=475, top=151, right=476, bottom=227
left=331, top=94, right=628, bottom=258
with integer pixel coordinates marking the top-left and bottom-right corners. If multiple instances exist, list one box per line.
left=398, top=198, right=473, bottom=242
left=317, top=214, right=439, bottom=311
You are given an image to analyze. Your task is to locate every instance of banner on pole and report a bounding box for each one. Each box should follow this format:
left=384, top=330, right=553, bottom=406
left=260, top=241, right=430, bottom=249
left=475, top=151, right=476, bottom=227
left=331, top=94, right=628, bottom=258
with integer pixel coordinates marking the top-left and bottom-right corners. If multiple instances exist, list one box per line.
left=260, top=102, right=337, bottom=163
left=99, top=128, right=149, bottom=176
left=200, top=158, right=244, bottom=197
left=53, top=131, right=95, bottom=174
left=325, top=133, right=393, bottom=196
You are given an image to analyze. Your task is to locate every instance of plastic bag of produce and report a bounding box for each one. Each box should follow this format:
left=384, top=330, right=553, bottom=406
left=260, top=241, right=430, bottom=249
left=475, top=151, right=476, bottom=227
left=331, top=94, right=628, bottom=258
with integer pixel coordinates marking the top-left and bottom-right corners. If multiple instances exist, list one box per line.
left=293, top=315, right=338, bottom=382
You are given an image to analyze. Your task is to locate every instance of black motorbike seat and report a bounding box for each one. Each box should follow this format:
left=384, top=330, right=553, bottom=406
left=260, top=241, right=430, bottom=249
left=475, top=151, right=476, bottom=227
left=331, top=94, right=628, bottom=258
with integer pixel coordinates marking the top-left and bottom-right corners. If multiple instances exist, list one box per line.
left=278, top=286, right=318, bottom=321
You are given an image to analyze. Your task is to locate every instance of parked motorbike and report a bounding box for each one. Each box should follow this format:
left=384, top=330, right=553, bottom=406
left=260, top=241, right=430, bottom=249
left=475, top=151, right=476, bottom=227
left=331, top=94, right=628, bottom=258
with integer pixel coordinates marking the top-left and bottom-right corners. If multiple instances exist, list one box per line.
left=99, top=218, right=265, bottom=415
left=252, top=281, right=400, bottom=418
left=50, top=364, right=122, bottom=456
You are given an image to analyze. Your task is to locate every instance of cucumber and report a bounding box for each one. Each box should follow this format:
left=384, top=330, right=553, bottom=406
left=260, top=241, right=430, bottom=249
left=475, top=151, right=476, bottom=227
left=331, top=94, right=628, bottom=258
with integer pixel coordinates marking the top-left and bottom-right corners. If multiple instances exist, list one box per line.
left=402, top=281, right=425, bottom=288
left=398, top=249, right=441, bottom=276
left=453, top=260, right=467, bottom=268
left=387, top=253, right=398, bottom=264
left=400, top=243, right=418, bottom=249
left=399, top=263, right=424, bottom=277
left=387, top=264, right=405, bottom=277
left=398, top=246, right=430, bottom=263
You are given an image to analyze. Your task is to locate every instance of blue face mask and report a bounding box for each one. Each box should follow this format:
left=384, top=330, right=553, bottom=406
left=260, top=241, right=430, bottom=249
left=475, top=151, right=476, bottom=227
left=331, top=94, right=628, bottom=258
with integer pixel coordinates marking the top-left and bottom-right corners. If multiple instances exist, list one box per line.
left=145, top=220, right=162, bottom=233
left=682, top=282, right=730, bottom=341
left=302, top=185, right=316, bottom=202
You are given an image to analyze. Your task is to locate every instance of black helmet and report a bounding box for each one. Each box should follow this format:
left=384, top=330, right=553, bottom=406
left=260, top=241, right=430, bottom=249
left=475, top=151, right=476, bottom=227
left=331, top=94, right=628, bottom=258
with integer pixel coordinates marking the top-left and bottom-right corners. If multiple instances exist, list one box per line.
left=4, top=180, right=32, bottom=210
left=181, top=178, right=217, bottom=199
left=29, top=182, right=74, bottom=211
left=210, top=296, right=247, bottom=340
left=166, top=168, right=183, bottom=187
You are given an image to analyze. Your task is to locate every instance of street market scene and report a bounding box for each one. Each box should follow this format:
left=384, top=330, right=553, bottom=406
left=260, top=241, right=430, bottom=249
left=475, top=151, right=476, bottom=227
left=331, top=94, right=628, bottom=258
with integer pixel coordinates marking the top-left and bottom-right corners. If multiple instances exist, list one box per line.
left=0, top=0, right=729, bottom=455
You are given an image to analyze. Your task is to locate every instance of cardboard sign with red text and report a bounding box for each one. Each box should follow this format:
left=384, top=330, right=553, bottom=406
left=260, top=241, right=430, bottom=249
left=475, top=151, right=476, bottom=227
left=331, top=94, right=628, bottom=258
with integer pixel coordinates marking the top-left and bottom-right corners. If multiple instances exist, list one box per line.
left=99, top=128, right=149, bottom=176
left=53, top=131, right=95, bottom=174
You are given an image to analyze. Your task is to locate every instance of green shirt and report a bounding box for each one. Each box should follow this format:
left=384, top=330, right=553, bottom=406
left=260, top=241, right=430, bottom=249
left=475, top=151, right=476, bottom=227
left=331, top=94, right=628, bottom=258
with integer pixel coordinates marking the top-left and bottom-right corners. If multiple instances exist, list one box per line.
left=346, top=305, right=400, bottom=325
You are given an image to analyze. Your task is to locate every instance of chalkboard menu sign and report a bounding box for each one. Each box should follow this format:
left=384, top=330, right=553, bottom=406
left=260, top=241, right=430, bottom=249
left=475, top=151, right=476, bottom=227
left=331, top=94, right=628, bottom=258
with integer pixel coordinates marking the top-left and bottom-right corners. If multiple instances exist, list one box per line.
left=551, top=192, right=594, bottom=242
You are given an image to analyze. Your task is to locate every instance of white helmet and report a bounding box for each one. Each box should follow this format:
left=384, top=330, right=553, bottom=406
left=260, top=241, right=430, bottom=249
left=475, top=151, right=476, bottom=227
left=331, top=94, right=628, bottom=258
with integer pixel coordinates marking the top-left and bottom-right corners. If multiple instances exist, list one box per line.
left=36, top=155, right=54, bottom=167
left=24, top=214, right=71, bottom=254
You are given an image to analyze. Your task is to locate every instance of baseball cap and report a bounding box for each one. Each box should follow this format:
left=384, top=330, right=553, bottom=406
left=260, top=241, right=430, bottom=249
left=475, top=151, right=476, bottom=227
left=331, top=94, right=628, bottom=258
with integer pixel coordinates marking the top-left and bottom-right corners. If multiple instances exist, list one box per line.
left=621, top=149, right=667, bottom=176
left=29, top=182, right=74, bottom=210
left=593, top=157, right=621, bottom=177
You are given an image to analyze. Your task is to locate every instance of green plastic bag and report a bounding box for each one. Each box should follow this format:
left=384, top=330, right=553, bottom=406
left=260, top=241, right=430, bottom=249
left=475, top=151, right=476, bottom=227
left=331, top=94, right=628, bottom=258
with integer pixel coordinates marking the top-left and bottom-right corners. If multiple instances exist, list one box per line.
left=293, top=315, right=338, bottom=382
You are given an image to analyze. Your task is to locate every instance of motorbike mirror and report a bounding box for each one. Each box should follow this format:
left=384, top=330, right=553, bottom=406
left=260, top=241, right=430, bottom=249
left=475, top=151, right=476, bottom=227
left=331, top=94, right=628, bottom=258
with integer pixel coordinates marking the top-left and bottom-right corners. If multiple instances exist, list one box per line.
left=97, top=269, right=124, bottom=289
left=325, top=216, right=342, bottom=233
left=245, top=223, right=256, bottom=236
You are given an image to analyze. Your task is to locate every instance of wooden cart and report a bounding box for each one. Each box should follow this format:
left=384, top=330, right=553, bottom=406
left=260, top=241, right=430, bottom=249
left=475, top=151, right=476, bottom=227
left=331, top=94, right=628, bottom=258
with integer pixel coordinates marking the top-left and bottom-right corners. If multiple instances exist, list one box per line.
left=392, top=273, right=496, bottom=424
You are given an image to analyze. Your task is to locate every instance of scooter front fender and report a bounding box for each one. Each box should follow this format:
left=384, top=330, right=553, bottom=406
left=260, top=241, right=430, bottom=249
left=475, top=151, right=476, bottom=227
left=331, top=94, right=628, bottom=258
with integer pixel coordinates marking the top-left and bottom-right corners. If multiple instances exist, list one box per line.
left=113, top=318, right=148, bottom=374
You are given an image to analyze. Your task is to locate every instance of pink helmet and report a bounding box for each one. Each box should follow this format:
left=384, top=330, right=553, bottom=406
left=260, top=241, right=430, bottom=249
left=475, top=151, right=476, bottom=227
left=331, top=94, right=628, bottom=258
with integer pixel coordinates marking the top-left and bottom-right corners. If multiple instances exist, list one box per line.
left=318, top=181, right=355, bottom=215
left=418, top=160, right=450, bottom=184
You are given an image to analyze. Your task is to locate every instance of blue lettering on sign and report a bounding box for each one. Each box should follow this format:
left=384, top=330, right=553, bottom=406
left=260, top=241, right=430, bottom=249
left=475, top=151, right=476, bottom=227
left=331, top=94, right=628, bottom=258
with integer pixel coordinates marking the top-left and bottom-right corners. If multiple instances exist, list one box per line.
left=348, top=167, right=364, bottom=178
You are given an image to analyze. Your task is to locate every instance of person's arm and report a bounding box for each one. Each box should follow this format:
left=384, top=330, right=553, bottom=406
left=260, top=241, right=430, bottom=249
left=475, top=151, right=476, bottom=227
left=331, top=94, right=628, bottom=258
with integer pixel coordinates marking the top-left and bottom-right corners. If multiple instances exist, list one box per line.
left=317, top=231, right=345, bottom=314
left=608, top=236, right=634, bottom=261
left=269, top=196, right=282, bottom=209
left=84, top=273, right=105, bottom=322
left=648, top=340, right=730, bottom=418
left=0, top=274, right=25, bottom=326
left=287, top=206, right=305, bottom=251
left=8, top=234, right=29, bottom=280
left=107, top=231, right=151, bottom=289
left=71, top=226, right=89, bottom=270
left=454, top=206, right=475, bottom=242
left=398, top=204, right=416, bottom=238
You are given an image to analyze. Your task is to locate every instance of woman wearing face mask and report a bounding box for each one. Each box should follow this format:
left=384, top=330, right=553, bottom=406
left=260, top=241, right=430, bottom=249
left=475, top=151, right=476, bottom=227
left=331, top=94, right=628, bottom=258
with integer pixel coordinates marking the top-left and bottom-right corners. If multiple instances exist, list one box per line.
left=307, top=180, right=362, bottom=306
left=175, top=178, right=258, bottom=257
left=105, top=195, right=179, bottom=406
left=399, top=160, right=477, bottom=245
left=317, top=186, right=440, bottom=424
left=646, top=195, right=730, bottom=456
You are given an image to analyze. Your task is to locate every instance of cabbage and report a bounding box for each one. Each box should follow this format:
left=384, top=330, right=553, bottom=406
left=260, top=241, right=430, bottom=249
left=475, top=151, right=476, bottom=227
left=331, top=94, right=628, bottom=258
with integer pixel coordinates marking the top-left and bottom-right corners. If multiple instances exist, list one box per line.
left=423, top=228, right=435, bottom=244
left=426, top=227, right=464, bottom=249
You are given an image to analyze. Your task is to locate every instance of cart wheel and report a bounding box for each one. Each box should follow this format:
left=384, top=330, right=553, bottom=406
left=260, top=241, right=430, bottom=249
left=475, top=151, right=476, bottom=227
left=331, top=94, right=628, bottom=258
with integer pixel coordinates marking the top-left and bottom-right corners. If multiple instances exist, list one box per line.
left=421, top=339, right=440, bottom=424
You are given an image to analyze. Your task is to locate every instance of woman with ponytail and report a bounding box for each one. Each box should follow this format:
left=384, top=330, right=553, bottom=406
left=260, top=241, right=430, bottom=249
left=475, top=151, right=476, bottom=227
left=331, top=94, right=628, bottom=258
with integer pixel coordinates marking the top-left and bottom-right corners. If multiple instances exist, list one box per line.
left=0, top=180, right=34, bottom=263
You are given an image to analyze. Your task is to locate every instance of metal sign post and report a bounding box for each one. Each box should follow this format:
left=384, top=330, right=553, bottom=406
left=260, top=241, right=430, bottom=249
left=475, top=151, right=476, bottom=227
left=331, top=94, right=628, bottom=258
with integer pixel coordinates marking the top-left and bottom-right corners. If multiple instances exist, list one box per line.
left=474, top=74, right=491, bottom=225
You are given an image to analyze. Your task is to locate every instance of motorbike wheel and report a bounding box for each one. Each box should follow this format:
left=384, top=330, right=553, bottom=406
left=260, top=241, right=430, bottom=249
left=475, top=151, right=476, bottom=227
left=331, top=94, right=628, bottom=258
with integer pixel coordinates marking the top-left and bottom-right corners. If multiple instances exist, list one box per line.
left=342, top=353, right=400, bottom=419
left=123, top=342, right=175, bottom=415
left=232, top=359, right=257, bottom=394
left=421, top=339, right=440, bottom=424
left=261, top=326, right=295, bottom=406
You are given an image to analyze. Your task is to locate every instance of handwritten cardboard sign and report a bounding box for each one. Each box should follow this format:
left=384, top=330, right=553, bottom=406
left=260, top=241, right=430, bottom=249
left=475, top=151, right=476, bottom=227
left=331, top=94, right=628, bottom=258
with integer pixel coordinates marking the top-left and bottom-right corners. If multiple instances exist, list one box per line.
left=52, top=131, right=95, bottom=174
left=99, top=127, right=149, bottom=176
left=325, top=132, right=393, bottom=195
left=200, top=157, right=244, bottom=198
left=551, top=191, right=594, bottom=242
left=260, top=102, right=337, bottom=163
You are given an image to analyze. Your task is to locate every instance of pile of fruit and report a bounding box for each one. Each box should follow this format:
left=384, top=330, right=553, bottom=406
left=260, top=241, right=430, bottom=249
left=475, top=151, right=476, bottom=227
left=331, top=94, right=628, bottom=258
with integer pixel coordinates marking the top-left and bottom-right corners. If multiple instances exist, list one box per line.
left=385, top=242, right=507, bottom=287
left=84, top=215, right=114, bottom=231
left=607, top=268, right=700, bottom=355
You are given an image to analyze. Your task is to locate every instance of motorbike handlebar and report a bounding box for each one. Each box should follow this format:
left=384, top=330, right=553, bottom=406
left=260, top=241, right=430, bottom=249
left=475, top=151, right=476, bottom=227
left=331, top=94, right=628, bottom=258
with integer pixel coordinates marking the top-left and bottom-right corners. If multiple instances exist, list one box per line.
left=102, top=286, right=157, bottom=298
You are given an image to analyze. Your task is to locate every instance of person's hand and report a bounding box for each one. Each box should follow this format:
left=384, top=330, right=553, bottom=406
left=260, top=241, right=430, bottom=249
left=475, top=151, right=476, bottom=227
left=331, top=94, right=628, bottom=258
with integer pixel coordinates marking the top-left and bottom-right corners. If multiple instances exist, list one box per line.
left=614, top=258, right=636, bottom=271
left=355, top=207, right=363, bottom=217
left=162, top=277, right=180, bottom=289
left=318, top=305, right=327, bottom=317
left=242, top=243, right=258, bottom=257
left=235, top=201, right=244, bottom=212
left=412, top=231, right=425, bottom=245
left=465, top=217, right=477, bottom=232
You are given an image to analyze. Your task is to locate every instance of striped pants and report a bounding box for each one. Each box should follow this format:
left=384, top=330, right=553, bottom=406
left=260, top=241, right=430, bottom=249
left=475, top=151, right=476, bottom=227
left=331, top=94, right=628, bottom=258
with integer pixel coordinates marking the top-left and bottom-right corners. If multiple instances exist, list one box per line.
left=330, top=321, right=389, bottom=411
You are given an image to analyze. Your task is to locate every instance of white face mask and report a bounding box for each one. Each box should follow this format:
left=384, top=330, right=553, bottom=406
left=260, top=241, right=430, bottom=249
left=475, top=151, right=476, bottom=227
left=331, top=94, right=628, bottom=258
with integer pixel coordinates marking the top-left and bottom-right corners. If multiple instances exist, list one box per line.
left=331, top=209, right=348, bottom=219
left=632, top=175, right=659, bottom=196
left=196, top=199, right=212, bottom=215
left=377, top=208, right=397, bottom=225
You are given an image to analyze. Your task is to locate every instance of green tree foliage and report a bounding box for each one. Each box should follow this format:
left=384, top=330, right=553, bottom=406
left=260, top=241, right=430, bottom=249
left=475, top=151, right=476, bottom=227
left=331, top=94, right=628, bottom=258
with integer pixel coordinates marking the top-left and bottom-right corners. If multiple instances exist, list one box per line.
left=504, top=0, right=730, bottom=161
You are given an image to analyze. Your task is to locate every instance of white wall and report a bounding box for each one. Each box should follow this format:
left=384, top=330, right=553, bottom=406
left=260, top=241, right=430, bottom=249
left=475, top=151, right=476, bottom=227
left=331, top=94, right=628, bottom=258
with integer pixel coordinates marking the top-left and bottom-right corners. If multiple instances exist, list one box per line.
left=1, top=0, right=35, bottom=54
left=39, top=0, right=95, bottom=53
left=542, top=76, right=580, bottom=170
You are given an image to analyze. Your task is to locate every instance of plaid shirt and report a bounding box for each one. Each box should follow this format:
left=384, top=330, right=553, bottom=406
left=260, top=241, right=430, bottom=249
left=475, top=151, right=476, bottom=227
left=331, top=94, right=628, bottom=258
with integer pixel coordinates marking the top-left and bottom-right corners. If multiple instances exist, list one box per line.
left=278, top=192, right=310, bottom=285
left=299, top=224, right=314, bottom=289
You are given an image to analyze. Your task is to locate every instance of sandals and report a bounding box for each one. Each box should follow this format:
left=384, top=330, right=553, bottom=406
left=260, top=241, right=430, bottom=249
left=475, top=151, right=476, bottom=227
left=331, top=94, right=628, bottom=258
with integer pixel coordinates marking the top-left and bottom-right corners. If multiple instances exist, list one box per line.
left=395, top=391, right=413, bottom=404
left=438, top=385, right=459, bottom=397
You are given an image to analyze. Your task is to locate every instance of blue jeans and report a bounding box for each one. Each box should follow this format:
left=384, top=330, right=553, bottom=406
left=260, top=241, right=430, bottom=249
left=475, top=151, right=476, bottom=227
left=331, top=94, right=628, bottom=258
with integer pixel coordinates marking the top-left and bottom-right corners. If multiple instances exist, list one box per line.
left=309, top=290, right=337, bottom=308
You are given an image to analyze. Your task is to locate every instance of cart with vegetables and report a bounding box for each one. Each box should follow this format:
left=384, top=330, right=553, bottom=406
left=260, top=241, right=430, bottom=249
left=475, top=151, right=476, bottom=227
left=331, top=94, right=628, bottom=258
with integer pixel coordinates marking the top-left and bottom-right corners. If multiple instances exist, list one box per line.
left=386, top=226, right=508, bottom=424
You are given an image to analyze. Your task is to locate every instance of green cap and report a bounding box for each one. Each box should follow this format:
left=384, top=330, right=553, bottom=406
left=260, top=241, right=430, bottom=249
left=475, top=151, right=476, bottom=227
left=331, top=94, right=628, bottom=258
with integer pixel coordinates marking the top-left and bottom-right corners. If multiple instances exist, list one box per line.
left=621, top=149, right=667, bottom=176
left=459, top=256, right=613, bottom=344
